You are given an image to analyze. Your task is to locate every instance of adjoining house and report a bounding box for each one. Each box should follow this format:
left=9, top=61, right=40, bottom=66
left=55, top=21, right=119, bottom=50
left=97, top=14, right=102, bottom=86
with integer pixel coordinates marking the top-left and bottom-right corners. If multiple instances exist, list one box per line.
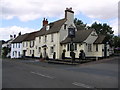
left=2, top=35, right=17, bottom=58
left=10, top=8, right=114, bottom=59
left=11, top=33, right=29, bottom=58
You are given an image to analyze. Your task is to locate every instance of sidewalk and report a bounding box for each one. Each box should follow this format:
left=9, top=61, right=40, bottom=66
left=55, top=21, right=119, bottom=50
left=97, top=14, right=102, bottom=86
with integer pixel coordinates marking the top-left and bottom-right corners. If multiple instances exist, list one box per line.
left=5, top=55, right=119, bottom=66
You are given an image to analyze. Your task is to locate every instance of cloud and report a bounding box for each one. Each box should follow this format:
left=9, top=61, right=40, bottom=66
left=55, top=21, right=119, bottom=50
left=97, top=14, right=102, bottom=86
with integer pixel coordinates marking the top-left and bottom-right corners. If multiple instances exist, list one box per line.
left=0, top=26, right=36, bottom=41
left=109, top=19, right=118, bottom=36
left=0, top=0, right=119, bottom=22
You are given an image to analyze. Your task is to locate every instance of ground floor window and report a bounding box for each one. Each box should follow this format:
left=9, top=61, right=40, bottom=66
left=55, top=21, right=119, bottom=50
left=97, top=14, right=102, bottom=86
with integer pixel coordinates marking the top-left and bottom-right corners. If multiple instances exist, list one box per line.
left=88, top=44, right=92, bottom=52
left=30, top=50, right=31, bottom=54
left=13, top=51, right=14, bottom=56
left=67, top=44, right=70, bottom=51
left=74, top=43, right=77, bottom=50
left=18, top=52, right=20, bottom=57
left=50, top=47, right=54, bottom=54
left=96, top=44, right=98, bottom=52
left=38, top=47, right=41, bottom=54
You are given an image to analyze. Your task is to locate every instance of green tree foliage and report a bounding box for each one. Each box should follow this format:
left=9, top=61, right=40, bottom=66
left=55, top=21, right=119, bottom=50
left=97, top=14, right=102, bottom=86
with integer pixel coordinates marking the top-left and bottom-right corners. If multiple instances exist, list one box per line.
left=2, top=47, right=11, bottom=58
left=74, top=18, right=87, bottom=30
left=113, top=36, right=120, bottom=48
left=89, top=22, right=114, bottom=43
left=74, top=18, right=116, bottom=46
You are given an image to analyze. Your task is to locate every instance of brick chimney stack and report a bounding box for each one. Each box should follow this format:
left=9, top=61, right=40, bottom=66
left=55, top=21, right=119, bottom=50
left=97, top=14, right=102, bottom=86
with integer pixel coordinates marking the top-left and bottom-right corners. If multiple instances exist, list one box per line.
left=65, top=7, right=74, bottom=22
left=43, top=18, right=48, bottom=26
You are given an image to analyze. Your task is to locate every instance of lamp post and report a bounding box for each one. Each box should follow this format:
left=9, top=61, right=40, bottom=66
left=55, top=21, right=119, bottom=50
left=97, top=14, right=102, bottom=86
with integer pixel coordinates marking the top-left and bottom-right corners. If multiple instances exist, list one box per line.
left=68, top=25, right=75, bottom=63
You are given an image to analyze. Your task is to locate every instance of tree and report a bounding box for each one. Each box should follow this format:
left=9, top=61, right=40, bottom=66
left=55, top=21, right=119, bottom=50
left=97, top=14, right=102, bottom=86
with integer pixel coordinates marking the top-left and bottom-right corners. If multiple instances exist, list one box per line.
left=90, top=22, right=114, bottom=43
left=2, top=47, right=11, bottom=58
left=74, top=18, right=87, bottom=30
left=113, top=36, right=120, bottom=48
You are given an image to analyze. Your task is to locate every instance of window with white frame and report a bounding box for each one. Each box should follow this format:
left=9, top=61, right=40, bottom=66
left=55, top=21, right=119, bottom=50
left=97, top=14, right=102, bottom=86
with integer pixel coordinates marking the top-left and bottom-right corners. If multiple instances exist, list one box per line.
left=18, top=52, right=20, bottom=56
left=13, top=51, right=14, bottom=56
left=30, top=41, right=34, bottom=47
left=18, top=43, right=20, bottom=48
left=16, top=43, right=17, bottom=48
left=67, top=44, right=70, bottom=51
left=13, top=44, right=14, bottom=48
left=51, top=34, right=54, bottom=42
left=96, top=44, right=98, bottom=52
left=74, top=43, right=77, bottom=50
left=46, top=25, right=50, bottom=30
left=26, top=42, right=28, bottom=47
left=38, top=47, right=41, bottom=53
left=39, top=36, right=41, bottom=43
left=64, top=24, right=67, bottom=30
left=50, top=47, right=54, bottom=54
left=88, top=44, right=92, bottom=52
left=45, top=35, right=47, bottom=42
left=23, top=42, right=24, bottom=47
left=30, top=50, right=31, bottom=54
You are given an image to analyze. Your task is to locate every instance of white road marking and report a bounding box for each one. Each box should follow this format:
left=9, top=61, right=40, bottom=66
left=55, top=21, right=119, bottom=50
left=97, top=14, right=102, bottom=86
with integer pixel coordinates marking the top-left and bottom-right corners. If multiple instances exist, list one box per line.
left=30, top=71, right=54, bottom=79
left=72, top=82, right=94, bottom=88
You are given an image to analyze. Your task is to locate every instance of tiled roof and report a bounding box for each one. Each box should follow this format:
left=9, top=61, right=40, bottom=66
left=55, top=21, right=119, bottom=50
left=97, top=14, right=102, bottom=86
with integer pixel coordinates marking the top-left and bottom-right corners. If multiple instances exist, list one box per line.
left=19, top=18, right=66, bottom=41
left=35, top=18, right=67, bottom=37
left=61, top=29, right=93, bottom=44
left=23, top=31, right=39, bottom=41
left=94, top=35, right=106, bottom=44
left=12, top=33, right=29, bottom=43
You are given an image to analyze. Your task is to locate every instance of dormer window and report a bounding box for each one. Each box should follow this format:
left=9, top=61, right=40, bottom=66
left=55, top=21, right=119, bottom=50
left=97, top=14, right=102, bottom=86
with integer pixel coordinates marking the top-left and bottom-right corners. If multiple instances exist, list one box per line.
left=46, top=25, right=50, bottom=30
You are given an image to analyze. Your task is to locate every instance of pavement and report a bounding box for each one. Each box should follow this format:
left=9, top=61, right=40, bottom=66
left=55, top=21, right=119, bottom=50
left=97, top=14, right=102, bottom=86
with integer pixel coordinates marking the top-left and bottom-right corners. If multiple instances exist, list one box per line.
left=2, top=56, right=119, bottom=88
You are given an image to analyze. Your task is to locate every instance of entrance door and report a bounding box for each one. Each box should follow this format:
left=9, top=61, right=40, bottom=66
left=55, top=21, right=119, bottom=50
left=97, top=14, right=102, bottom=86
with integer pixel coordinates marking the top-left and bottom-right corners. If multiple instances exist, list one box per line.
left=43, top=48, right=47, bottom=59
left=23, top=50, right=26, bottom=57
left=104, top=44, right=107, bottom=58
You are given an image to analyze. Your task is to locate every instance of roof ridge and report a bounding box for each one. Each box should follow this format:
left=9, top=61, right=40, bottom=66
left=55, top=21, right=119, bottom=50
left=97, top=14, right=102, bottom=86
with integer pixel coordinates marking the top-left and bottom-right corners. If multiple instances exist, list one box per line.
left=49, top=18, right=66, bottom=24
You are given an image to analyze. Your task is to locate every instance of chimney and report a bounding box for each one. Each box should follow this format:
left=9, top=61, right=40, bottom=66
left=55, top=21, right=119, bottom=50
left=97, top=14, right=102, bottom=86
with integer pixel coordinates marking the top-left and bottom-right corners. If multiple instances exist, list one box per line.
left=18, top=32, right=21, bottom=36
left=10, top=35, right=13, bottom=40
left=43, top=18, right=48, bottom=26
left=65, top=7, right=74, bottom=22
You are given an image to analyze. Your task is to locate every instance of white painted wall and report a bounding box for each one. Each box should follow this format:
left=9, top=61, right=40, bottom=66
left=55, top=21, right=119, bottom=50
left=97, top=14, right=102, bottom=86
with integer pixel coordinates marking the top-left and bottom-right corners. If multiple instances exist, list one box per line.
left=34, top=33, right=60, bottom=59
left=11, top=43, right=22, bottom=58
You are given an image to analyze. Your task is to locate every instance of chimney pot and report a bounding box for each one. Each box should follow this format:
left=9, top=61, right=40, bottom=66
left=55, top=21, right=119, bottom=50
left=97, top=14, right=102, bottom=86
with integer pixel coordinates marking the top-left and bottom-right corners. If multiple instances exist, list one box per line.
left=43, top=18, right=48, bottom=26
left=14, top=34, right=16, bottom=38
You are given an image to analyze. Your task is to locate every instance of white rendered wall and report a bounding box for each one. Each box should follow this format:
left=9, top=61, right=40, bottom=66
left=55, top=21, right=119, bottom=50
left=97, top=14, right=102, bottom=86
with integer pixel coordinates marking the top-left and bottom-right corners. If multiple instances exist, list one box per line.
left=11, top=43, right=22, bottom=58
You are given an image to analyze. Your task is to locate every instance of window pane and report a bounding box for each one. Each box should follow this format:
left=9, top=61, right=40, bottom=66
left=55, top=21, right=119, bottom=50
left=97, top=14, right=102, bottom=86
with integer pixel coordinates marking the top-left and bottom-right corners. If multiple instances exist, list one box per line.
left=67, top=44, right=69, bottom=51
left=75, top=43, right=77, bottom=50
left=96, top=44, right=98, bottom=51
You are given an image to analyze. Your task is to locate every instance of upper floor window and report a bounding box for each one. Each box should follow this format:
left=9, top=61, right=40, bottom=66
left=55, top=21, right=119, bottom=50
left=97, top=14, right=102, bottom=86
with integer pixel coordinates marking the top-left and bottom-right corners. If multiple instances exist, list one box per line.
left=30, top=41, right=34, bottom=47
left=23, top=42, right=24, bottom=47
left=16, top=43, right=17, bottom=48
left=18, top=43, right=20, bottom=48
left=39, top=36, right=41, bottom=43
left=45, top=35, right=47, bottom=42
left=64, top=24, right=67, bottom=30
left=88, top=44, right=92, bottom=52
left=26, top=42, right=28, bottom=47
left=46, top=25, right=50, bottom=30
left=51, top=34, right=54, bottom=42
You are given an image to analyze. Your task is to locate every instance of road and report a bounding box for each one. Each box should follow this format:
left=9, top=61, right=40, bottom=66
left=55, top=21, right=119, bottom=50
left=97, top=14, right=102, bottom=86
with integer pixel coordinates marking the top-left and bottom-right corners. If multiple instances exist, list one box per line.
left=2, top=56, right=119, bottom=88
